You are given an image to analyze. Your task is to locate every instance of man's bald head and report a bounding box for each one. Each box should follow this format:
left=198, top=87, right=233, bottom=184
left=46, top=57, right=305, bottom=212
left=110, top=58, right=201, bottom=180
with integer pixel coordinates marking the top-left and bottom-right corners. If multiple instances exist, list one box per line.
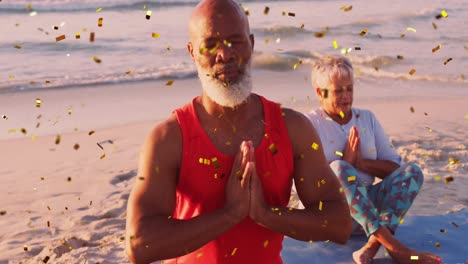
left=188, top=0, right=251, bottom=41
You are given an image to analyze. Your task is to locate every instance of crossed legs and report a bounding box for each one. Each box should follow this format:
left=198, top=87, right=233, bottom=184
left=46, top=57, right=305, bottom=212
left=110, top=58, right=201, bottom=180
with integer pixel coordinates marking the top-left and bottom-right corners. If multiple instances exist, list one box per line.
left=330, top=160, right=441, bottom=264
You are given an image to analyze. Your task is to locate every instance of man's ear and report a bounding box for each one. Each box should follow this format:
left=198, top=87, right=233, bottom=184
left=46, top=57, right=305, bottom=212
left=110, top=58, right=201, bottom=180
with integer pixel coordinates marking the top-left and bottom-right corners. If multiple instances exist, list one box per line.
left=249, top=34, right=255, bottom=51
left=187, top=42, right=195, bottom=61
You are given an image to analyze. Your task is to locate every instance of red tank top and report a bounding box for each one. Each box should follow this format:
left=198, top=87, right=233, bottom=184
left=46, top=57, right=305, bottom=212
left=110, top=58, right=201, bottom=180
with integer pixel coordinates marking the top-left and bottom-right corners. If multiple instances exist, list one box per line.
left=167, top=95, right=293, bottom=264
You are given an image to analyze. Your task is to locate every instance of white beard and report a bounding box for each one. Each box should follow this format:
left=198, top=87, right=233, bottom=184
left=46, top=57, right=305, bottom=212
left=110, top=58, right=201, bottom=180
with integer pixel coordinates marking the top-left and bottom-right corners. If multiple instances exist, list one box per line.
left=196, top=61, right=252, bottom=108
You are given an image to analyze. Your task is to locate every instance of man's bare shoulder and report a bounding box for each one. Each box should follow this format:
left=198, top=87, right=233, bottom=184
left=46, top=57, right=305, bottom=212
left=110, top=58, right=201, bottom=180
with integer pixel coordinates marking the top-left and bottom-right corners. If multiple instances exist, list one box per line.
left=281, top=108, right=312, bottom=132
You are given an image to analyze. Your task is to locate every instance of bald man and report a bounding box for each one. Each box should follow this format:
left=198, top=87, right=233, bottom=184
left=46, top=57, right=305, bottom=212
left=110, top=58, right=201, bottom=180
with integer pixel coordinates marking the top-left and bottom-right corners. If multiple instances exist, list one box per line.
left=125, top=0, right=352, bottom=263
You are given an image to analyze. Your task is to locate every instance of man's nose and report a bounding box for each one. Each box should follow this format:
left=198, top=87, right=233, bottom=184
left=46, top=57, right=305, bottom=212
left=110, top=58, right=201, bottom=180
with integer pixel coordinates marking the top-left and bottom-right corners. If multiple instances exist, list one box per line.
left=214, top=43, right=235, bottom=64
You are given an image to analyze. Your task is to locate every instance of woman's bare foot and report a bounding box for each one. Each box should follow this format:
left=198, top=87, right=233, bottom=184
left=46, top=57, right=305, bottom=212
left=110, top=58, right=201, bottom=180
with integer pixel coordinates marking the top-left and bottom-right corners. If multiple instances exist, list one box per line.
left=387, top=246, right=441, bottom=264
left=352, top=235, right=381, bottom=264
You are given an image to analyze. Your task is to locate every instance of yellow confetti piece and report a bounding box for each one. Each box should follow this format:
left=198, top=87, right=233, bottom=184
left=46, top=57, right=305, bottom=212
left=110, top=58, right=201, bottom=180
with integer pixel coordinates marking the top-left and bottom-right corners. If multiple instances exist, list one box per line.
left=231, top=248, right=238, bottom=256
left=146, top=10, right=152, bottom=20
left=244, top=7, right=250, bottom=16
left=359, top=29, right=367, bottom=36
left=2, top=115, right=8, bottom=120
left=223, top=40, right=232, bottom=48
left=340, top=5, right=352, bottom=12
left=406, top=27, right=416, bottom=32
left=54, top=135, right=61, bottom=144
left=9, top=75, right=14, bottom=79
left=20, top=128, right=27, bottom=135
left=409, top=68, right=416, bottom=75
left=333, top=40, right=338, bottom=49
left=8, top=129, right=16, bottom=134
left=29, top=11, right=38, bottom=16
left=318, top=201, right=323, bottom=211
left=98, top=18, right=103, bottom=27
left=339, top=111, right=345, bottom=119
left=152, top=33, right=160, bottom=38
left=293, top=60, right=302, bottom=70
left=96, top=7, right=103, bottom=12
left=311, top=142, right=319, bottom=150
left=90, top=32, right=95, bottom=42
left=14, top=45, right=22, bottom=49
left=263, top=240, right=269, bottom=248
left=335, top=150, right=343, bottom=157
left=36, top=98, right=41, bottom=108
left=399, top=218, right=404, bottom=224
left=264, top=6, right=270, bottom=15
left=93, top=56, right=102, bottom=63
left=26, top=4, right=33, bottom=11
left=441, top=10, right=448, bottom=18
left=75, top=32, right=81, bottom=39
left=443, top=58, right=452, bottom=65
left=100, top=152, right=106, bottom=160
left=23, top=245, right=28, bottom=251
left=269, top=143, right=278, bottom=155
left=432, top=44, right=441, bottom=53
left=196, top=252, right=203, bottom=258
left=55, top=35, right=66, bottom=42
left=464, top=114, right=468, bottom=119
left=300, top=24, right=305, bottom=29
left=434, top=175, right=441, bottom=182
left=449, top=158, right=460, bottom=164
left=211, top=157, right=220, bottom=169
left=165, top=80, right=174, bottom=86
left=410, top=255, right=419, bottom=260
left=435, top=242, right=441, bottom=249
left=347, top=176, right=356, bottom=182
left=444, top=176, right=454, bottom=183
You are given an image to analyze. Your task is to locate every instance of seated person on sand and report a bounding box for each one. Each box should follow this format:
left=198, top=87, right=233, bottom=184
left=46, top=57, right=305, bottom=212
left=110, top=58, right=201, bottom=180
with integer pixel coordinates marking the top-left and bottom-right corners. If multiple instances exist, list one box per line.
left=125, top=1, right=352, bottom=263
left=306, top=55, right=441, bottom=264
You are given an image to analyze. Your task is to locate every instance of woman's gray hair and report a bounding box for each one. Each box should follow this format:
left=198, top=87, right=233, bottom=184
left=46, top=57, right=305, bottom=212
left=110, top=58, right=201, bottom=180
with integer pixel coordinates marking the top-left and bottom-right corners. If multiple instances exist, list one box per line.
left=311, top=55, right=353, bottom=89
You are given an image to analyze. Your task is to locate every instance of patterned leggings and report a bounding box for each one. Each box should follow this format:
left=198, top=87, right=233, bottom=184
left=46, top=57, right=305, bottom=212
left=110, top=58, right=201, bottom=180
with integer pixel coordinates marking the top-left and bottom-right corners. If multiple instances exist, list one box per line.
left=330, top=160, right=424, bottom=237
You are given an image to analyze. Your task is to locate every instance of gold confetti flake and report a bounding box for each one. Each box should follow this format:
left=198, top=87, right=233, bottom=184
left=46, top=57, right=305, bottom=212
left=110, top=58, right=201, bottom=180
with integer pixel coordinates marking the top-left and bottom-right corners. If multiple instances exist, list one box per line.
left=464, top=114, right=468, bottom=119
left=29, top=11, right=38, bottom=16
left=288, top=12, right=295, bottom=17
left=432, top=44, right=441, bottom=53
left=88, top=130, right=95, bottom=135
left=2, top=115, right=8, bottom=120
left=223, top=40, right=232, bottom=47
left=93, top=56, right=102, bottom=63
left=73, top=144, right=80, bottom=150
left=14, top=45, right=22, bottom=49
left=410, top=106, right=415, bottom=113
left=333, top=40, right=338, bottom=49
left=443, top=58, right=452, bottom=65
left=36, top=98, right=42, bottom=107
left=406, top=27, right=416, bottom=32
left=98, top=18, right=103, bottom=27
left=47, top=221, right=50, bottom=227
left=314, top=31, right=326, bottom=38
left=196, top=252, right=203, bottom=258
left=55, top=135, right=61, bottom=144
left=448, top=158, right=459, bottom=164
left=8, top=129, right=16, bottom=134
left=96, top=7, right=103, bottom=12
left=263, top=240, right=269, bottom=248
left=211, top=157, right=220, bottom=169
left=311, top=142, right=319, bottom=150
left=75, top=33, right=81, bottom=39
left=67, top=177, right=72, bottom=183
left=410, top=255, right=419, bottom=260
left=100, top=152, right=106, bottom=159
left=435, top=242, right=441, bottom=249
left=425, top=127, right=433, bottom=132
left=440, top=10, right=448, bottom=18
left=199, top=158, right=211, bottom=165
left=20, top=128, right=27, bottom=135
left=434, top=175, right=441, bottom=181
left=432, top=22, right=438, bottom=29
left=146, top=10, right=152, bottom=20
left=409, top=68, right=416, bottom=75
left=53, top=25, right=59, bottom=30
left=359, top=29, right=367, bottom=36
left=264, top=6, right=270, bottom=15
left=0, top=211, right=6, bottom=216
left=339, top=111, right=345, bottom=119
left=440, top=229, right=446, bottom=233
left=152, top=33, right=160, bottom=38
left=23, top=245, right=28, bottom=251
left=293, top=60, right=302, bottom=70
left=451, top=222, right=459, bottom=228
left=9, top=75, right=14, bottom=79
left=340, top=5, right=352, bottom=12
left=231, top=247, right=238, bottom=256
left=335, top=150, right=343, bottom=157
left=318, top=201, right=323, bottom=211
left=300, top=24, right=305, bottom=29
left=347, top=176, right=356, bottom=182
left=397, top=55, right=404, bottom=60
left=399, top=218, right=404, bottom=224
left=89, top=32, right=95, bottom=42
left=165, top=80, right=174, bottom=86
left=56, top=35, right=66, bottom=42
left=444, top=176, right=454, bottom=183
left=243, top=7, right=250, bottom=16
left=269, top=143, right=278, bottom=155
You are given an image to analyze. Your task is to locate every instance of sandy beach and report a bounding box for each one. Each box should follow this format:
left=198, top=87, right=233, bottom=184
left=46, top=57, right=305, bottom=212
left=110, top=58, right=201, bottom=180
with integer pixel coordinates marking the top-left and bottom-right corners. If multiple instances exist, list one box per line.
left=1, top=68, right=467, bottom=263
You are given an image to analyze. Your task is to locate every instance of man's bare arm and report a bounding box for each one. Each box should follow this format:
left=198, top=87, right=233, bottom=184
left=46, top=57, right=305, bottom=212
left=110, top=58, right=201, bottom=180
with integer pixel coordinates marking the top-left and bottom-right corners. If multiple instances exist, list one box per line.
left=125, top=116, right=249, bottom=263
left=250, top=109, right=352, bottom=244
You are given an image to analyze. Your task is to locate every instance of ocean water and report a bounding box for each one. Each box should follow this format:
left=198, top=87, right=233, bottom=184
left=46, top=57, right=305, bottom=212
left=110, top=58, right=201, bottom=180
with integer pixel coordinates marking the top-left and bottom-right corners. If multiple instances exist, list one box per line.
left=0, top=0, right=467, bottom=93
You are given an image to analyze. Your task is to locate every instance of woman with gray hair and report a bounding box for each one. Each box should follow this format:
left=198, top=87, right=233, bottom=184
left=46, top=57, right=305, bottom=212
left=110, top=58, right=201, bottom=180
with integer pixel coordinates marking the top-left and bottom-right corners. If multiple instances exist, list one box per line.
left=306, top=55, right=441, bottom=264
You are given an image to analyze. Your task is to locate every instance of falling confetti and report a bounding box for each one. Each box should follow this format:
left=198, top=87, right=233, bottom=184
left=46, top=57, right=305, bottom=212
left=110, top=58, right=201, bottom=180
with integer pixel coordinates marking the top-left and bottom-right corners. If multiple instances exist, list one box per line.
left=152, top=33, right=160, bottom=38
left=314, top=31, right=326, bottom=38
left=451, top=222, right=459, bottom=228
left=98, top=18, right=103, bottom=27
left=88, top=130, right=95, bottom=135
left=435, top=242, right=441, bottom=249
left=211, top=158, right=220, bottom=169
left=263, top=240, right=269, bottom=248
left=0, top=211, right=6, bottom=216
left=410, top=106, right=415, bottom=113
left=14, top=45, right=22, bottom=49
left=333, top=40, right=338, bottom=49
left=55, top=135, right=61, bottom=144
left=56, top=35, right=66, bottom=42
left=347, top=176, right=356, bottom=182
left=20, top=128, right=27, bottom=135
left=100, top=153, right=106, bottom=159
left=406, top=27, right=416, bottom=32
left=311, top=142, right=319, bottom=150
left=93, top=56, right=102, bottom=63
left=444, top=176, right=454, bottom=183
left=440, top=229, right=446, bottom=233
left=335, top=150, right=343, bottom=157
left=146, top=10, right=152, bottom=20
left=432, top=44, right=441, bottom=53
left=75, top=33, right=81, bottom=39
left=432, top=22, right=438, bottom=29
left=73, top=144, right=80, bottom=150
left=448, top=158, right=460, bottom=164
left=53, top=25, right=59, bottom=30
left=340, top=5, right=352, bottom=12
left=300, top=24, right=305, bottom=29
left=264, top=6, right=270, bottom=15
left=318, top=201, right=323, bottom=211
left=409, top=69, right=416, bottom=75
left=359, top=29, right=367, bottom=36
left=293, top=60, right=302, bottom=70
left=90, top=32, right=95, bottom=42
left=23, top=245, right=28, bottom=251
left=410, top=256, right=419, bottom=260
left=269, top=143, right=278, bottom=155
left=397, top=55, right=404, bottom=60
left=36, top=98, right=42, bottom=108
left=339, top=111, right=345, bottom=119
left=96, top=7, right=103, bottom=12
left=67, top=177, right=72, bottom=183
left=2, top=115, right=8, bottom=120
left=288, top=12, right=295, bottom=17
left=440, top=10, right=448, bottom=18
left=443, top=58, right=452, bottom=65
left=231, top=248, right=238, bottom=256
